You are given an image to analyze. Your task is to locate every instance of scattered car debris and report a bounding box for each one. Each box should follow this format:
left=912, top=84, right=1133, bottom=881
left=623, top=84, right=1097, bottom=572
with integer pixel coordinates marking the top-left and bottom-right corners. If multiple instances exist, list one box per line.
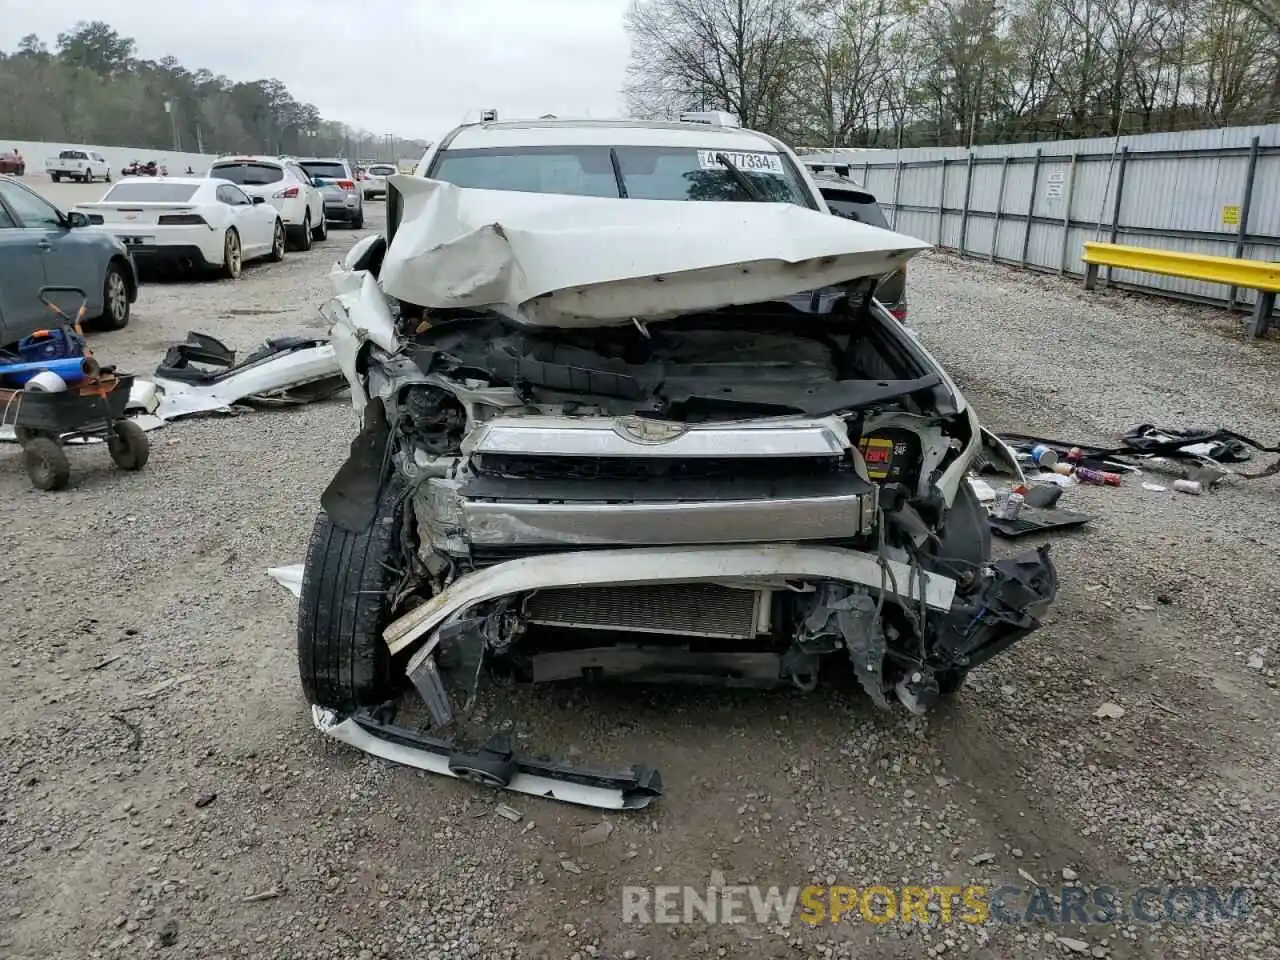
left=578, top=820, right=614, bottom=847
left=193, top=792, right=217, bottom=808
left=267, top=565, right=304, bottom=598
left=3, top=332, right=348, bottom=443
left=127, top=332, right=347, bottom=421
left=494, top=804, right=523, bottom=822
left=311, top=707, right=662, bottom=811
left=242, top=888, right=283, bottom=903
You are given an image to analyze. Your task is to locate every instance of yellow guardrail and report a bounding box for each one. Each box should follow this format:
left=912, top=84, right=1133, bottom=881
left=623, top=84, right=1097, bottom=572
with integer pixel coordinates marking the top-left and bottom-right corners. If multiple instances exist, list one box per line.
left=1081, top=241, right=1279, bottom=338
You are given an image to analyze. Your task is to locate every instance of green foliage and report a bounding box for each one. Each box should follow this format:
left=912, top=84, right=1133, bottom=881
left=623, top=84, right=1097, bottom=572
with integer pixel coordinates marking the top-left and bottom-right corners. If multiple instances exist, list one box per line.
left=0, top=21, right=423, bottom=159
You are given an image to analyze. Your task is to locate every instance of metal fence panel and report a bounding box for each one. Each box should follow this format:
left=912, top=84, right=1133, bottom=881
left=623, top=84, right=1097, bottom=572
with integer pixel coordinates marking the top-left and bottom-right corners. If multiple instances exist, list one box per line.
left=822, top=124, right=1280, bottom=313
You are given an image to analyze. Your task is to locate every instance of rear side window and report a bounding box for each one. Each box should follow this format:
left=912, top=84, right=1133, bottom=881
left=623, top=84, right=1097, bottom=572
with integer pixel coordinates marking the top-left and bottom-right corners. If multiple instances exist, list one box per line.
left=300, top=162, right=348, bottom=181
left=210, top=162, right=283, bottom=185
left=105, top=182, right=199, bottom=203
left=820, top=186, right=890, bottom=228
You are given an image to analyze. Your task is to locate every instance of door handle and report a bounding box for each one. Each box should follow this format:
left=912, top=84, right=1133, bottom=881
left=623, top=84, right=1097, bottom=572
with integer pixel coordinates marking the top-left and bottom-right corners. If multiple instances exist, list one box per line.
left=37, top=239, right=52, bottom=251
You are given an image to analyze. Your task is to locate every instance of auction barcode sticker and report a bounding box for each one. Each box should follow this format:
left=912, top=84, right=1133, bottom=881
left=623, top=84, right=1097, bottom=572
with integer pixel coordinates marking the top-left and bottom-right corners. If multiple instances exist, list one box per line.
left=697, top=150, right=785, bottom=174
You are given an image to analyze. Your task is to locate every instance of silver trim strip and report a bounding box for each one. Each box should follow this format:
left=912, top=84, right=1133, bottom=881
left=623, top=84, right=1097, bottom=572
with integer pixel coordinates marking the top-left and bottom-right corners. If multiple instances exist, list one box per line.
left=463, top=495, right=875, bottom=546
left=465, top=416, right=851, bottom=459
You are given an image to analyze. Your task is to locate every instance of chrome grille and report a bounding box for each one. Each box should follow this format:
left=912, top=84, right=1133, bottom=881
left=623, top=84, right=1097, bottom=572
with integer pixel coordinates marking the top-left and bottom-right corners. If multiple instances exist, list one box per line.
left=523, top=583, right=762, bottom=639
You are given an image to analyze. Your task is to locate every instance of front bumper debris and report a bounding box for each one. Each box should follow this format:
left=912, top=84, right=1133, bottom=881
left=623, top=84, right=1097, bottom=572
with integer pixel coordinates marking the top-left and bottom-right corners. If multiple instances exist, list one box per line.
left=312, top=706, right=663, bottom=810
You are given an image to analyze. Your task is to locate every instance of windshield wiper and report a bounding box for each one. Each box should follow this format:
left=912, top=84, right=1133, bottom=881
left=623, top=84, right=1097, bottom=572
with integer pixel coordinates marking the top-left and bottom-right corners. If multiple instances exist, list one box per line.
left=714, top=152, right=765, bottom=202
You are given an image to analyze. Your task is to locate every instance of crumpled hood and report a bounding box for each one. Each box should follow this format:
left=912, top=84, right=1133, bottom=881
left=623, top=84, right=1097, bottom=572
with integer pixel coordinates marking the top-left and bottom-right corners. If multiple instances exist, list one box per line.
left=379, top=176, right=931, bottom=327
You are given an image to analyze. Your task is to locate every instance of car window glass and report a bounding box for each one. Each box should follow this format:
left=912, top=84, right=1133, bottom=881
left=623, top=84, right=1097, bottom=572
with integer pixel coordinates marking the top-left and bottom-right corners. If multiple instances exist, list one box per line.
left=432, top=147, right=619, bottom=198
left=210, top=162, right=283, bottom=186
left=820, top=190, right=890, bottom=228
left=105, top=182, right=199, bottom=203
left=221, top=185, right=251, bottom=205
left=616, top=146, right=812, bottom=206
left=300, top=162, right=348, bottom=180
left=0, top=180, right=62, bottom=227
left=0, top=203, right=17, bottom=228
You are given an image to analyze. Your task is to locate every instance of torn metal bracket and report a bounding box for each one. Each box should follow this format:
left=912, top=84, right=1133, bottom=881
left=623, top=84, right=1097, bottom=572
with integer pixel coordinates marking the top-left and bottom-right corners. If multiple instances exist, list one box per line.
left=312, top=706, right=663, bottom=810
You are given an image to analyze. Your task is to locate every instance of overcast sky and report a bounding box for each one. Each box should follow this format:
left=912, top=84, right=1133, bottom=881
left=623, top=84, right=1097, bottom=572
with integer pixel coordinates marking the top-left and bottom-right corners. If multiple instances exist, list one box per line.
left=0, top=0, right=634, bottom=141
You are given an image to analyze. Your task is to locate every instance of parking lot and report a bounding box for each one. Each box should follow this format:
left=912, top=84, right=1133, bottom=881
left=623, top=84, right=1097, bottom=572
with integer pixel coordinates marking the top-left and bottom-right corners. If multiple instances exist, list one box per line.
left=2, top=173, right=1278, bottom=960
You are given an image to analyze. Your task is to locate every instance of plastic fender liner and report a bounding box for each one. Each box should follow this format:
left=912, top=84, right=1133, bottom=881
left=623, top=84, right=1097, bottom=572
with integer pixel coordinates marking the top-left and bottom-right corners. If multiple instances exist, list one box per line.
left=311, top=706, right=663, bottom=810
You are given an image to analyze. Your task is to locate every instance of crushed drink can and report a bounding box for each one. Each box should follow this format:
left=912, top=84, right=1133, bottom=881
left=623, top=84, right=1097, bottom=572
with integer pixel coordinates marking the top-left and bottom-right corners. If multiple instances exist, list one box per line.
left=1173, top=478, right=1203, bottom=495
left=1029, top=444, right=1058, bottom=468
left=1051, top=462, right=1076, bottom=476
left=993, top=490, right=1024, bottom=520
left=1075, top=466, right=1121, bottom=486
left=1065, top=447, right=1085, bottom=463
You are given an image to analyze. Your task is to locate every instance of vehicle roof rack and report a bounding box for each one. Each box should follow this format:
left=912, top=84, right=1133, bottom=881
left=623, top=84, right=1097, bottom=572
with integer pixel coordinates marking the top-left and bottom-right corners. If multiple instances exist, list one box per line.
left=678, top=110, right=741, bottom=128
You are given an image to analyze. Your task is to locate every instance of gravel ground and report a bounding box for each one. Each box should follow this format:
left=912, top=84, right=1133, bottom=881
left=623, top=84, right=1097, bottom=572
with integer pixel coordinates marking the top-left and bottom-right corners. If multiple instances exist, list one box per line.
left=1, top=179, right=1277, bottom=960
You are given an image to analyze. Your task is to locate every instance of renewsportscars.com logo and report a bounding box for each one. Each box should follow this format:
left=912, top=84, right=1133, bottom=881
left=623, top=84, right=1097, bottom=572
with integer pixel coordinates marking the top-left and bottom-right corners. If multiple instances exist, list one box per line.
left=622, top=884, right=1250, bottom=926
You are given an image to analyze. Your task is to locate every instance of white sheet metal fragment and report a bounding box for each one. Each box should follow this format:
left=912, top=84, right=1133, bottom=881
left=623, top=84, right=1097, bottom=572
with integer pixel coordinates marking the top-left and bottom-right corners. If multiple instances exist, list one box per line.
left=380, top=176, right=930, bottom=327
left=311, top=707, right=655, bottom=811
left=384, top=544, right=958, bottom=657
left=267, top=564, right=304, bottom=598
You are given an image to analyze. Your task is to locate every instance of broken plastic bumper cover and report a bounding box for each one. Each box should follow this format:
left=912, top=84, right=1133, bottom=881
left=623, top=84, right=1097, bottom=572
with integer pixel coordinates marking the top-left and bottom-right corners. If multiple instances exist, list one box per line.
left=311, top=706, right=663, bottom=811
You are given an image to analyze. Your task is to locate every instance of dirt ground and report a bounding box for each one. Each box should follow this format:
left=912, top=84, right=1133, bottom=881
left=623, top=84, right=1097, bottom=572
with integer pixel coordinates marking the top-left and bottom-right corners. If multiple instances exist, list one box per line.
left=1, top=175, right=1277, bottom=960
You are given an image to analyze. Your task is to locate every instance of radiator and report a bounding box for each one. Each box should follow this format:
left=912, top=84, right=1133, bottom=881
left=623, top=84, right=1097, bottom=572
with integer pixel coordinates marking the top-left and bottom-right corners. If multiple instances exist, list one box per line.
left=523, top=583, right=764, bottom=640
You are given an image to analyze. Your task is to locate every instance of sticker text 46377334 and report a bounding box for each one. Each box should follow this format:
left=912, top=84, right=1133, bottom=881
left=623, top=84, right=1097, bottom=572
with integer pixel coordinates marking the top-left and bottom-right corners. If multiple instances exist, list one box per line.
left=696, top=150, right=785, bottom=175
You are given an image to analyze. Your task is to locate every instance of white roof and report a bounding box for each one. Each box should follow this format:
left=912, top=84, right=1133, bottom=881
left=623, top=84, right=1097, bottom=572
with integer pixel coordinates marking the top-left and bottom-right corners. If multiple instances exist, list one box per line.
left=443, top=118, right=785, bottom=153
left=379, top=177, right=929, bottom=327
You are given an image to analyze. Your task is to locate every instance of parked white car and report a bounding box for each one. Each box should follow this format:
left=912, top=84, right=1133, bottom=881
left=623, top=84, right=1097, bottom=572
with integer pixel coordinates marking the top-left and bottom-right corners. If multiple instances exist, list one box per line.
left=46, top=149, right=110, bottom=183
left=360, top=162, right=397, bottom=200
left=207, top=156, right=327, bottom=250
left=74, top=177, right=286, bottom=279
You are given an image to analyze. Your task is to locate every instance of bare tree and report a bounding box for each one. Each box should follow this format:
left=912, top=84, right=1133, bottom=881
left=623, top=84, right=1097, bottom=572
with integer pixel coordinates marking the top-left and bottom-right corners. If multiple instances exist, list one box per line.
left=624, top=0, right=804, bottom=133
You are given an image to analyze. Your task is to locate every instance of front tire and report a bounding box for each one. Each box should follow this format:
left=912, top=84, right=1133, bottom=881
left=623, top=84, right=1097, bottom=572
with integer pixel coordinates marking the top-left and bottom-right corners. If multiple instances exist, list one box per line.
left=297, top=479, right=404, bottom=711
left=96, top=263, right=131, bottom=331
left=51, top=173, right=60, bottom=183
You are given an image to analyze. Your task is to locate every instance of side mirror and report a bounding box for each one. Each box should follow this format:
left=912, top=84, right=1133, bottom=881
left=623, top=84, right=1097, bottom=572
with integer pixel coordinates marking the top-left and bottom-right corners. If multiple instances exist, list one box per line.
left=66, top=211, right=91, bottom=228
left=251, top=196, right=266, bottom=205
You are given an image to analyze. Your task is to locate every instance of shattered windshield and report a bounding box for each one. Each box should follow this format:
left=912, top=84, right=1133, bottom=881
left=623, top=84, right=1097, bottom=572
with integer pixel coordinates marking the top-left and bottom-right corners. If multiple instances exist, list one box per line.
left=430, top=145, right=816, bottom=208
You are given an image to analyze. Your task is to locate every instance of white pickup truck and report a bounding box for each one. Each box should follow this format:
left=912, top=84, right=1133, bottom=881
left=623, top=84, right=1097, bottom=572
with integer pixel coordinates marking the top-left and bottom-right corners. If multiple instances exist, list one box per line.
left=45, top=149, right=111, bottom=183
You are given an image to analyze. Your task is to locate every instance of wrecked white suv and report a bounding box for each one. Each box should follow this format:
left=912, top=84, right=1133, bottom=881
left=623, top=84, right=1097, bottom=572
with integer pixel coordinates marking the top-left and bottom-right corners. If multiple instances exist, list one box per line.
left=299, top=118, right=1057, bottom=808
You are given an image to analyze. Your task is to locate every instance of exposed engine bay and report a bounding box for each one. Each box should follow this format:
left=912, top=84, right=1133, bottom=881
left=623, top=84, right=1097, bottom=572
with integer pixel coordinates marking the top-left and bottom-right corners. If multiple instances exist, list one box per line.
left=298, top=180, right=1059, bottom=808
left=319, top=266, right=1056, bottom=722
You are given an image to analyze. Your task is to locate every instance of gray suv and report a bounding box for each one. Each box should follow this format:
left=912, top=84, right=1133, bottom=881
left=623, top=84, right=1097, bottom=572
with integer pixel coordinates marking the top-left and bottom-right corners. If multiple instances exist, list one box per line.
left=804, top=163, right=908, bottom=321
left=297, top=158, right=364, bottom=229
